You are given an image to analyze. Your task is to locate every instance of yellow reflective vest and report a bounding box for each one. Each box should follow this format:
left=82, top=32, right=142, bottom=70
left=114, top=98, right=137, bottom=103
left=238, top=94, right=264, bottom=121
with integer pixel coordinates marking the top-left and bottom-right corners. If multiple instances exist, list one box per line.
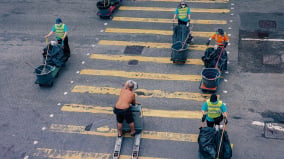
left=177, top=7, right=189, bottom=20
left=207, top=99, right=223, bottom=118
left=54, top=24, right=65, bottom=39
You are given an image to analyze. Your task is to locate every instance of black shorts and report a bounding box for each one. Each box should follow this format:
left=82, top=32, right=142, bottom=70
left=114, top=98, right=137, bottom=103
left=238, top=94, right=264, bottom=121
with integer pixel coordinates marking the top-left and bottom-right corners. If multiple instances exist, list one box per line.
left=113, top=107, right=134, bottom=124
left=206, top=115, right=223, bottom=127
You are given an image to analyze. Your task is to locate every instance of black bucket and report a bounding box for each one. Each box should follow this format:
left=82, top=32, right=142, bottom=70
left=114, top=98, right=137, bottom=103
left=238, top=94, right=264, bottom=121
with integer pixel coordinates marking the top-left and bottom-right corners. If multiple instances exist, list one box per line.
left=171, top=41, right=188, bottom=62
left=35, top=65, right=55, bottom=85
left=201, top=68, right=220, bottom=88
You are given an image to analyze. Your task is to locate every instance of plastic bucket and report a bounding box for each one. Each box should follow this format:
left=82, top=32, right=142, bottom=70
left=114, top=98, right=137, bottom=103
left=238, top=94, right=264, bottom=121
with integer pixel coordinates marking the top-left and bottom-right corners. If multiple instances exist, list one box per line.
left=201, top=68, right=220, bottom=88
left=171, top=41, right=188, bottom=62
left=35, top=65, right=55, bottom=84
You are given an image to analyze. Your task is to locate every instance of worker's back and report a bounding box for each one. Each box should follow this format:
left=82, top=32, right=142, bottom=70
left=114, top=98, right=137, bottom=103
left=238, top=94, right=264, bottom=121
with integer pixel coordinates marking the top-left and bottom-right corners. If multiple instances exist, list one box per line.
left=115, top=88, right=135, bottom=109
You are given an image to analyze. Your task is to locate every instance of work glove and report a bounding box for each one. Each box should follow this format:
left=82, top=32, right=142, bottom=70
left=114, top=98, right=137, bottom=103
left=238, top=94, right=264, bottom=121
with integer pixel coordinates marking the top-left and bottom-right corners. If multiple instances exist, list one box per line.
left=206, top=40, right=210, bottom=46
left=223, top=42, right=228, bottom=48
left=201, top=114, right=206, bottom=122
left=224, top=117, right=228, bottom=125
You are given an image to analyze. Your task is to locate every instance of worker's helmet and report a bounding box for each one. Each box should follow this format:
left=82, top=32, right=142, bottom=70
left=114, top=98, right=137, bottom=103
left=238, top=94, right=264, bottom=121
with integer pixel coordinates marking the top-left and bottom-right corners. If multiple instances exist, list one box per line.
left=216, top=28, right=224, bottom=36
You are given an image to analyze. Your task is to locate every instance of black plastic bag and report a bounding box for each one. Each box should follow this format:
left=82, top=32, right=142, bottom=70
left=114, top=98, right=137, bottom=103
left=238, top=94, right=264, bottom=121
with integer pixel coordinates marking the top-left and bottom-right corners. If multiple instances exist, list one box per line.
left=198, top=127, right=217, bottom=159
left=215, top=129, right=232, bottom=159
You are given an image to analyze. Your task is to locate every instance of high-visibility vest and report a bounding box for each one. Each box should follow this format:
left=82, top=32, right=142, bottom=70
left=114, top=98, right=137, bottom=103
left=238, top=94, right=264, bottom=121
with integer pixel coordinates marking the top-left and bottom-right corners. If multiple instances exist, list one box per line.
left=177, top=7, right=189, bottom=19
left=54, top=24, right=65, bottom=39
left=207, top=99, right=223, bottom=118
left=211, top=33, right=229, bottom=46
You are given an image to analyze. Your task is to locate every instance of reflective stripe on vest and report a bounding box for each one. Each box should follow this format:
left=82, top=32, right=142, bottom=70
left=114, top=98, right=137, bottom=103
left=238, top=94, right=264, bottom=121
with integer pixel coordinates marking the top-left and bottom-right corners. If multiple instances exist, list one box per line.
left=178, top=7, right=188, bottom=19
left=207, top=99, right=222, bottom=118
left=55, top=24, right=65, bottom=39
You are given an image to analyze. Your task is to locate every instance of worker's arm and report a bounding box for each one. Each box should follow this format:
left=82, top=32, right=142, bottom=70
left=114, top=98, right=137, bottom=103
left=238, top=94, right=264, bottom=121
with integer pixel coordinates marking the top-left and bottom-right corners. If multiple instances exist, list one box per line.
left=173, top=8, right=178, bottom=22
left=173, top=14, right=177, bottom=22
left=45, top=31, right=54, bottom=38
left=201, top=103, right=207, bottom=127
left=62, top=32, right=68, bottom=41
left=131, top=93, right=137, bottom=105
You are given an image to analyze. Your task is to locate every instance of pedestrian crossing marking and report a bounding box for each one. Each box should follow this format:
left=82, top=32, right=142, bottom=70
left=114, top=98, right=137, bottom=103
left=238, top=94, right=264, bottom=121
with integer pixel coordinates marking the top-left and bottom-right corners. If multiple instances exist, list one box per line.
left=105, top=28, right=213, bottom=37
left=71, top=85, right=213, bottom=102
left=119, top=6, right=230, bottom=13
left=134, top=0, right=229, bottom=3
left=61, top=104, right=202, bottom=119
left=34, top=148, right=168, bottom=159
left=90, top=54, right=204, bottom=65
left=80, top=69, right=202, bottom=81
left=113, top=17, right=227, bottom=24
left=49, top=124, right=199, bottom=142
left=98, top=40, right=207, bottom=51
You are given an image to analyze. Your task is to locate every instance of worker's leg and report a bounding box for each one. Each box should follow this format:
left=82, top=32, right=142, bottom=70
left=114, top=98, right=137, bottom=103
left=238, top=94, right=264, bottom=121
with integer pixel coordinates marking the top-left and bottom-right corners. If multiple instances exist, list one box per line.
left=117, top=122, right=123, bottom=137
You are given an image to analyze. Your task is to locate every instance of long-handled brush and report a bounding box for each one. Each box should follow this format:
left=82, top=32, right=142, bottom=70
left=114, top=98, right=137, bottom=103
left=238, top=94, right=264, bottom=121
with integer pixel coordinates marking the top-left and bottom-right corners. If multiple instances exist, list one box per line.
left=216, top=120, right=227, bottom=159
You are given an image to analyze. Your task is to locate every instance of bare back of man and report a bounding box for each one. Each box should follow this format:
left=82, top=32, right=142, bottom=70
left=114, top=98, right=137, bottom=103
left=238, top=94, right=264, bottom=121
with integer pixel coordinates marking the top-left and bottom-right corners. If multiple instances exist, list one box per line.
left=116, top=88, right=135, bottom=109
left=114, top=81, right=137, bottom=137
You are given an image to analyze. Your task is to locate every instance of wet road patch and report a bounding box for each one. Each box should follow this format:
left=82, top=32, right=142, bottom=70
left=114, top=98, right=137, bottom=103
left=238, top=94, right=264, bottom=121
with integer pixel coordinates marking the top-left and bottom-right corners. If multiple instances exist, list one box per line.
left=238, top=13, right=284, bottom=73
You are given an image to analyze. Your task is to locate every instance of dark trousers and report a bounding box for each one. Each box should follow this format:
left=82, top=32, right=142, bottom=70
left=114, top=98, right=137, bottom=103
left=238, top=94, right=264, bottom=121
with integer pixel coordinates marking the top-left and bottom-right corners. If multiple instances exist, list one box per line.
left=178, top=19, right=188, bottom=25
left=57, top=36, right=70, bottom=57
left=206, top=115, right=223, bottom=127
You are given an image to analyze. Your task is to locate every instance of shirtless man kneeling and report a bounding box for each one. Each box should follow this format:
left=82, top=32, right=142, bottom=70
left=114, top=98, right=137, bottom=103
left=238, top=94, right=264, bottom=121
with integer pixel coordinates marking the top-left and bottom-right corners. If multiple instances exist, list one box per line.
left=114, top=80, right=137, bottom=137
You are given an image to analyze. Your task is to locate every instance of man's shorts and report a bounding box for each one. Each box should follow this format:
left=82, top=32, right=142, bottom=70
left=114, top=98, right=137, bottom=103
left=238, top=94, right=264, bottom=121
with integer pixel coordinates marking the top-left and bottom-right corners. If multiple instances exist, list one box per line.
left=113, top=107, right=134, bottom=124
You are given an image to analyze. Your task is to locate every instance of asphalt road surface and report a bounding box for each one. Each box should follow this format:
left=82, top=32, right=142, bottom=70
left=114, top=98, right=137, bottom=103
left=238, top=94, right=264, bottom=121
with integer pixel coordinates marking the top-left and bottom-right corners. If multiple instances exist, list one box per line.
left=0, top=0, right=284, bottom=159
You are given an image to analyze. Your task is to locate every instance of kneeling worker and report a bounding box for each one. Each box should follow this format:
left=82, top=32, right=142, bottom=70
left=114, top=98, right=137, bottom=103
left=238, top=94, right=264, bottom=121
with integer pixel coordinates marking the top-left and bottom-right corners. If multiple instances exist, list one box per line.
left=114, top=80, right=137, bottom=137
left=201, top=94, right=228, bottom=128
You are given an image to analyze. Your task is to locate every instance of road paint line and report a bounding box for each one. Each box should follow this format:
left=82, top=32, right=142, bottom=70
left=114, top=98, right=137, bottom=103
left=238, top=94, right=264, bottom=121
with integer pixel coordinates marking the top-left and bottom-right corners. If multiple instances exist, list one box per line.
left=113, top=17, right=227, bottom=25
left=133, top=0, right=229, bottom=3
left=98, top=40, right=207, bottom=51
left=34, top=148, right=168, bottom=159
left=241, top=38, right=284, bottom=42
left=90, top=54, right=204, bottom=65
left=71, top=85, right=213, bottom=102
left=49, top=124, right=199, bottom=142
left=119, top=6, right=230, bottom=13
left=61, top=104, right=202, bottom=119
left=80, top=69, right=202, bottom=81
left=252, top=121, right=265, bottom=126
left=105, top=28, right=213, bottom=37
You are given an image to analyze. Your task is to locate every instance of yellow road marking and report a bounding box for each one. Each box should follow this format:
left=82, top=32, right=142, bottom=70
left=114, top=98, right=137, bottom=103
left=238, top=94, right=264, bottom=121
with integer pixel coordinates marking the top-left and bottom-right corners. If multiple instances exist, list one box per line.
left=49, top=124, right=199, bottom=142
left=71, top=85, right=213, bottom=102
left=113, top=17, right=227, bottom=25
left=119, top=6, right=229, bottom=13
left=133, top=0, right=229, bottom=3
left=80, top=69, right=201, bottom=82
left=61, top=104, right=202, bottom=119
left=98, top=40, right=207, bottom=51
left=90, top=54, right=204, bottom=65
left=105, top=28, right=213, bottom=37
left=34, top=148, right=168, bottom=159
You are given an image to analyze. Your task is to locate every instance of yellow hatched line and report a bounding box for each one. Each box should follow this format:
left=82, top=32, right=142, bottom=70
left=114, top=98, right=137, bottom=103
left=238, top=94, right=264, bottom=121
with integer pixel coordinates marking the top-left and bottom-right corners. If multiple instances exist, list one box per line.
left=49, top=124, right=199, bottom=142
left=105, top=28, right=213, bottom=37
left=98, top=40, right=207, bottom=51
left=80, top=69, right=201, bottom=82
left=113, top=17, right=227, bottom=25
left=61, top=104, right=202, bottom=119
left=119, top=6, right=230, bottom=13
left=71, top=85, right=213, bottom=102
left=90, top=54, right=204, bottom=65
left=134, top=0, right=229, bottom=3
left=34, top=148, right=168, bottom=159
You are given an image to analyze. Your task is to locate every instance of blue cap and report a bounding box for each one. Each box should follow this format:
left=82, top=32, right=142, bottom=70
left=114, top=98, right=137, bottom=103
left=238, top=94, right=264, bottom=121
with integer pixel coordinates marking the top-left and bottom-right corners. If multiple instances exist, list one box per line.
left=56, top=18, right=62, bottom=24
